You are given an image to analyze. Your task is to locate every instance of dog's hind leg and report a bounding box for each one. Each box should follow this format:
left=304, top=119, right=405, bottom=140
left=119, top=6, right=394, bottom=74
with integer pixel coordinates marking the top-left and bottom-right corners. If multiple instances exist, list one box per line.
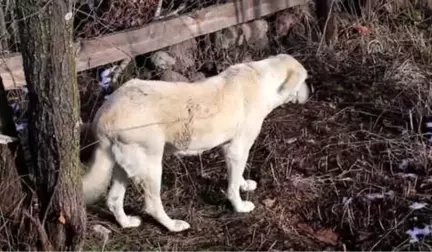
left=106, top=165, right=142, bottom=228
left=137, top=150, right=191, bottom=232
left=111, top=140, right=190, bottom=232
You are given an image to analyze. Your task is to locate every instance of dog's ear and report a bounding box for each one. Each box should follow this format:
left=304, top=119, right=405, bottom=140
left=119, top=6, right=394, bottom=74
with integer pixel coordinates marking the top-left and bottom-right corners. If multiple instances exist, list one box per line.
left=277, top=68, right=303, bottom=93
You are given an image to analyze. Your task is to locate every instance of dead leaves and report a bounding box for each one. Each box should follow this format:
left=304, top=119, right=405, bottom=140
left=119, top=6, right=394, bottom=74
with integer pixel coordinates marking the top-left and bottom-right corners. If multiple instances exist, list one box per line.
left=297, top=223, right=339, bottom=246
left=262, top=198, right=276, bottom=208
left=315, top=228, right=339, bottom=246
left=58, top=212, right=66, bottom=225
left=353, top=24, right=369, bottom=35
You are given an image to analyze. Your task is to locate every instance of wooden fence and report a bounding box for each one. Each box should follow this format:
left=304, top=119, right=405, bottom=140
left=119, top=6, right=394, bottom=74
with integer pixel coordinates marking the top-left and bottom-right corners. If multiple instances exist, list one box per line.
left=0, top=0, right=308, bottom=90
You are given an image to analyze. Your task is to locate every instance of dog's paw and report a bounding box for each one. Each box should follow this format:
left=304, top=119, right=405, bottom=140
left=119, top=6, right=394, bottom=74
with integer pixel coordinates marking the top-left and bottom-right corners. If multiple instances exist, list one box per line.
left=240, top=179, right=257, bottom=192
left=234, top=201, right=255, bottom=213
left=167, top=219, right=191, bottom=232
left=119, top=215, right=142, bottom=228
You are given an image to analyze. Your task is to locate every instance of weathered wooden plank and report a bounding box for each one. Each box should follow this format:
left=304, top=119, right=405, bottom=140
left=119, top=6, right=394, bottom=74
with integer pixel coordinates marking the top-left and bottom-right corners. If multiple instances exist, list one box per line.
left=0, top=0, right=307, bottom=90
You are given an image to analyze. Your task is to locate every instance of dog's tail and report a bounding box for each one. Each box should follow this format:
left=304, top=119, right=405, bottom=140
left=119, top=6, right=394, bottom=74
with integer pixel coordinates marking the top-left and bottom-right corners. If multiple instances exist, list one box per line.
left=82, top=142, right=115, bottom=204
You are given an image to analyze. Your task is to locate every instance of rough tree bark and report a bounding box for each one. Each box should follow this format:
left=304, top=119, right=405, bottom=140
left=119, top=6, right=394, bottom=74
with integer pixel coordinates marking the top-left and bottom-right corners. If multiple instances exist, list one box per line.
left=15, top=0, right=86, bottom=250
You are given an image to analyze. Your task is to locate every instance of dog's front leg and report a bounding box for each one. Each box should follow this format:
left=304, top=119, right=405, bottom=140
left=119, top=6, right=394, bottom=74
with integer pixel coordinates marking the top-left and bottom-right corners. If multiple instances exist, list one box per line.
left=223, top=138, right=257, bottom=213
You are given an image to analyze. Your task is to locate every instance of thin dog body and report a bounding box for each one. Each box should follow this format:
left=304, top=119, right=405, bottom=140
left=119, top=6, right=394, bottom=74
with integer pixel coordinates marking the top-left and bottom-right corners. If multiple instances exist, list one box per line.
left=82, top=53, right=310, bottom=232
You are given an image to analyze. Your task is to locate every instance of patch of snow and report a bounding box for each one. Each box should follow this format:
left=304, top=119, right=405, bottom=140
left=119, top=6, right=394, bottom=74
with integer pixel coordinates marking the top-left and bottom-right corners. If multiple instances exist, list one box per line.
left=15, top=122, right=27, bottom=132
left=398, top=159, right=409, bottom=170
left=0, top=134, right=17, bottom=144
left=98, top=66, right=117, bottom=90
left=285, top=137, right=298, bottom=144
left=409, top=202, right=427, bottom=210
left=406, top=225, right=432, bottom=243
left=64, top=12, right=73, bottom=21
left=364, top=193, right=384, bottom=200
left=425, top=121, right=432, bottom=143
left=342, top=197, right=352, bottom=205
left=10, top=102, right=19, bottom=112
left=396, top=173, right=418, bottom=179
left=364, top=190, right=394, bottom=201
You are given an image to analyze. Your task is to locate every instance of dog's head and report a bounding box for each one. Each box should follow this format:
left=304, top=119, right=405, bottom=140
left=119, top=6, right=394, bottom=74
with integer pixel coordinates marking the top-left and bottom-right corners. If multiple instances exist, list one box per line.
left=265, top=54, right=310, bottom=106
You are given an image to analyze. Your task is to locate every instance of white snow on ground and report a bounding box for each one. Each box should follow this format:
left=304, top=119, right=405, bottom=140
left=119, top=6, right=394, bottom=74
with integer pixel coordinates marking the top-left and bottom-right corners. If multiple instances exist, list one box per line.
left=425, top=121, right=432, bottom=143
left=409, top=202, right=428, bottom=210
left=9, top=101, right=27, bottom=132
left=396, top=173, right=418, bottom=179
left=15, top=122, right=27, bottom=132
left=99, top=67, right=116, bottom=90
left=406, top=225, right=432, bottom=243
left=0, top=134, right=17, bottom=144
left=364, top=190, right=394, bottom=200
left=398, top=159, right=409, bottom=170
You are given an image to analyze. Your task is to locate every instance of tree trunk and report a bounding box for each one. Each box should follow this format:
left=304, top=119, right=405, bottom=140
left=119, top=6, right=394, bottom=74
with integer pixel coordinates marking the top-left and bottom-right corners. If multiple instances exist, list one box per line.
left=15, top=0, right=86, bottom=250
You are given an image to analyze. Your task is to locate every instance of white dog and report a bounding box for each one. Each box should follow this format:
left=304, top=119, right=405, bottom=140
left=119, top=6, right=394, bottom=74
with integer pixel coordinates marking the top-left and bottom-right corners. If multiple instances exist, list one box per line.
left=82, top=53, right=310, bottom=232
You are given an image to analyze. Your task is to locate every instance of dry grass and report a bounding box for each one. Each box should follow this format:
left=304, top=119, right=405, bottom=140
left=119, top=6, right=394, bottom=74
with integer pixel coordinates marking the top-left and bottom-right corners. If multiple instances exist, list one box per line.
left=80, top=2, right=432, bottom=251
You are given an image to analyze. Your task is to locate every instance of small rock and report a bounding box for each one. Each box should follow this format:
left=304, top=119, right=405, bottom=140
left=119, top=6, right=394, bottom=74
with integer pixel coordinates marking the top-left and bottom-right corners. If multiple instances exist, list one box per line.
left=275, top=11, right=299, bottom=37
left=151, top=51, right=176, bottom=70
left=254, top=36, right=269, bottom=49
left=138, top=67, right=152, bottom=80
left=160, top=70, right=189, bottom=82
left=190, top=72, right=206, bottom=82
left=242, top=54, right=253, bottom=63
left=239, top=19, right=268, bottom=45
left=297, top=223, right=314, bottom=234
left=214, top=26, right=238, bottom=49
left=168, top=39, right=197, bottom=72
left=314, top=228, right=339, bottom=246
left=262, top=198, right=276, bottom=208
left=214, top=19, right=269, bottom=49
